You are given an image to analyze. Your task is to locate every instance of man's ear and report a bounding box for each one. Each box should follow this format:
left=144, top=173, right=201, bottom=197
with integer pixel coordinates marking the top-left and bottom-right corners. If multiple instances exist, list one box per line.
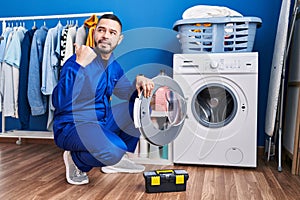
left=118, top=34, right=124, bottom=45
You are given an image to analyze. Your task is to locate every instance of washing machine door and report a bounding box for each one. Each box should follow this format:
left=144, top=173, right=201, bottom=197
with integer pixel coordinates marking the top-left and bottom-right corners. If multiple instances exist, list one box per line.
left=134, top=74, right=187, bottom=146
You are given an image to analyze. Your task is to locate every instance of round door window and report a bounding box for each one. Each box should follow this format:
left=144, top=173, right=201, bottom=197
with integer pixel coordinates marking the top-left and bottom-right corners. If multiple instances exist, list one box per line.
left=135, top=74, right=187, bottom=146
left=192, top=83, right=237, bottom=128
left=149, top=86, right=186, bottom=131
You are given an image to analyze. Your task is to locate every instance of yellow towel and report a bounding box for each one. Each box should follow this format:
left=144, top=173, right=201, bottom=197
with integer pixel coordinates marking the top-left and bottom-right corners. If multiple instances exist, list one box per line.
left=84, top=14, right=99, bottom=47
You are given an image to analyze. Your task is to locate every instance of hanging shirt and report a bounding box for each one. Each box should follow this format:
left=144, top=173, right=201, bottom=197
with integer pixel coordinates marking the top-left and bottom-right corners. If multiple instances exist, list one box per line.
left=27, top=25, right=48, bottom=116
left=60, top=27, right=69, bottom=66
left=4, top=26, right=27, bottom=68
left=41, top=21, right=63, bottom=95
left=0, top=29, right=14, bottom=116
left=40, top=21, right=63, bottom=131
left=18, top=28, right=36, bottom=129
left=0, top=27, right=13, bottom=112
left=75, top=24, right=87, bottom=46
left=63, top=25, right=77, bottom=64
left=0, top=27, right=13, bottom=62
left=2, top=26, right=27, bottom=117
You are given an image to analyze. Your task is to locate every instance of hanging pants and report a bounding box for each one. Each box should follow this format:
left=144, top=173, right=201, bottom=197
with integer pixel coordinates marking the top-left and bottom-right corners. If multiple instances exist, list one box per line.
left=54, top=102, right=140, bottom=172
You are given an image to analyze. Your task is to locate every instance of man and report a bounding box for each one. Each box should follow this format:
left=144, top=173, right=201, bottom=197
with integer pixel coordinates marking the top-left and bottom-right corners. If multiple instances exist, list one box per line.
left=52, top=14, right=154, bottom=185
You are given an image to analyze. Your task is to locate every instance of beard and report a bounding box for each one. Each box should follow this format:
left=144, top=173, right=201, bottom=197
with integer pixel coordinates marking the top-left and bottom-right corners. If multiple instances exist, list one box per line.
left=94, top=39, right=118, bottom=55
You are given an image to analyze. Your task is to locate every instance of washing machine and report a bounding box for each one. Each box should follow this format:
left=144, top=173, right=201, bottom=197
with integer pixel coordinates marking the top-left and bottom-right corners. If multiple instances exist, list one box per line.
left=134, top=52, right=258, bottom=167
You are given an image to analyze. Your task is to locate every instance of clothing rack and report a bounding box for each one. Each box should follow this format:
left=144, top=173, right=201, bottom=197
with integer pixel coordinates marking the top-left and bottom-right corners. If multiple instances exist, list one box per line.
left=0, top=12, right=112, bottom=30
left=0, top=12, right=112, bottom=144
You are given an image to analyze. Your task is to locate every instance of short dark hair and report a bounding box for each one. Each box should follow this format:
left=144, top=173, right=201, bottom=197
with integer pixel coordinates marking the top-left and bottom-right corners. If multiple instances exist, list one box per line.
left=98, top=14, right=122, bottom=31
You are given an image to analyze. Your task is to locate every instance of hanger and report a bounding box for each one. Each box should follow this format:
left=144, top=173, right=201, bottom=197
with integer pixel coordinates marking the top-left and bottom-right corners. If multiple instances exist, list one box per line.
left=58, top=18, right=62, bottom=26
left=13, top=22, right=18, bottom=30
left=65, top=20, right=69, bottom=28
left=32, top=20, right=37, bottom=30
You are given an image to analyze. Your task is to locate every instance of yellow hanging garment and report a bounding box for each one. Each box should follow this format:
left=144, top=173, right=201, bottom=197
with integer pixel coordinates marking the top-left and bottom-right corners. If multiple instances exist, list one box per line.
left=84, top=14, right=99, bottom=47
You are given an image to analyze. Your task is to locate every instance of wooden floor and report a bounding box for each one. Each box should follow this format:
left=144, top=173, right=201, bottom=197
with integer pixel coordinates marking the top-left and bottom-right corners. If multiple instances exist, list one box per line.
left=0, top=142, right=299, bottom=200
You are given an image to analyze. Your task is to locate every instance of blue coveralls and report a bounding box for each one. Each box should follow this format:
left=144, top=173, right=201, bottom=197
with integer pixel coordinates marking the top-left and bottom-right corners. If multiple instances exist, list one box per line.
left=52, top=53, right=140, bottom=172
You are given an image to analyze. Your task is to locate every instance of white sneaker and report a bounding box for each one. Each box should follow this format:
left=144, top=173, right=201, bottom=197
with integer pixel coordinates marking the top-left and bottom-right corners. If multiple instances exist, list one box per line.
left=63, top=151, right=89, bottom=185
left=101, top=155, right=145, bottom=174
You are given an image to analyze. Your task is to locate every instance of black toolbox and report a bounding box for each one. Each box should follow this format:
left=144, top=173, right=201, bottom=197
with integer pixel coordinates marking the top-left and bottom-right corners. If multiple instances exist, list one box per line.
left=143, top=169, right=189, bottom=193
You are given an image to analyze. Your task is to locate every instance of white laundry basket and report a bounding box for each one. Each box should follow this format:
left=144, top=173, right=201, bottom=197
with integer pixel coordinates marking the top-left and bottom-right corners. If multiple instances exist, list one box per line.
left=173, top=17, right=262, bottom=53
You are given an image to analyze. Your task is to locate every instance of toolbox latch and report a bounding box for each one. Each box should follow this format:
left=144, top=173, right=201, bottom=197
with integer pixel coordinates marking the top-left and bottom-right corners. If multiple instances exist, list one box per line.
left=151, top=176, right=160, bottom=186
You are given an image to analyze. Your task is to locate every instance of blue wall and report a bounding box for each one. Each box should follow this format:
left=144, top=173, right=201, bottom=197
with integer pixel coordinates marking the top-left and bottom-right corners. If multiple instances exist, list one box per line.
left=0, top=0, right=283, bottom=146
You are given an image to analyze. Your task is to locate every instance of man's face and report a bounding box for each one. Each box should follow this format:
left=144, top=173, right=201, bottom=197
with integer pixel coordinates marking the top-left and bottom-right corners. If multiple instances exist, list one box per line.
left=94, top=18, right=123, bottom=55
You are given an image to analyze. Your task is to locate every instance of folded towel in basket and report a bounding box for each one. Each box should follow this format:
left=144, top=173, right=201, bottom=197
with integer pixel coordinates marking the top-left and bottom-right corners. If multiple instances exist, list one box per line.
left=182, top=5, right=243, bottom=19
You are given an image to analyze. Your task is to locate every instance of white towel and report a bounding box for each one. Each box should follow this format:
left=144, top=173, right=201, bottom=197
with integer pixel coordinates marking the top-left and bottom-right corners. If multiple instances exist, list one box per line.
left=182, top=5, right=243, bottom=19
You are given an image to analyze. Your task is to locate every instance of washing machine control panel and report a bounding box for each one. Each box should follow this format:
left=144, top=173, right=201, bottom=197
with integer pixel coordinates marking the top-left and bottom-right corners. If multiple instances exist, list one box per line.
left=207, top=58, right=243, bottom=70
left=174, top=52, right=258, bottom=74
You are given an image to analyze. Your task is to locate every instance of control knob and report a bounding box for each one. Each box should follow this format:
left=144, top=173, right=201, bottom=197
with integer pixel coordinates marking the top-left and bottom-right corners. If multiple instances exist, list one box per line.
left=210, top=61, right=219, bottom=69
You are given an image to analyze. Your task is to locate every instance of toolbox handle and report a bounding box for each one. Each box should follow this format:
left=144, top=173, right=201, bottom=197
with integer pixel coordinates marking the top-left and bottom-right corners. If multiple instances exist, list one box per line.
left=156, top=170, right=174, bottom=174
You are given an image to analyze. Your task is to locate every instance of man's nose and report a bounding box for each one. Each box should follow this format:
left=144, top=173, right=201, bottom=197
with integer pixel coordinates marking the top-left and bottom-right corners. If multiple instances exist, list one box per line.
left=103, top=30, right=110, bottom=38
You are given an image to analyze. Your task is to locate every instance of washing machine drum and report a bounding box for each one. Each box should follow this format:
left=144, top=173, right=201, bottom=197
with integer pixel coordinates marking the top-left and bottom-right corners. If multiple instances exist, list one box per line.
left=193, top=83, right=237, bottom=128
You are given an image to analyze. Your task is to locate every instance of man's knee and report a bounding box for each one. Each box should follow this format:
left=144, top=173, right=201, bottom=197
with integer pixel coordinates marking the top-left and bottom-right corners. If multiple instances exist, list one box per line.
left=93, top=148, right=125, bottom=166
